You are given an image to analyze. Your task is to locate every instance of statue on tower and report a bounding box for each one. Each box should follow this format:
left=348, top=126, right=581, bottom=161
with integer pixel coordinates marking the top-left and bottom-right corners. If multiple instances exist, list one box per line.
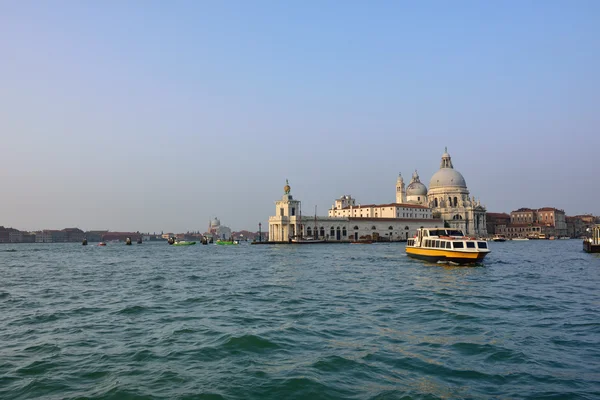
left=284, top=179, right=291, bottom=195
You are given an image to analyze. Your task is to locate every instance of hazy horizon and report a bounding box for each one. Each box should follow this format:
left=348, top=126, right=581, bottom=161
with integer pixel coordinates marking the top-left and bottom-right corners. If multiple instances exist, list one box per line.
left=1, top=1, right=599, bottom=233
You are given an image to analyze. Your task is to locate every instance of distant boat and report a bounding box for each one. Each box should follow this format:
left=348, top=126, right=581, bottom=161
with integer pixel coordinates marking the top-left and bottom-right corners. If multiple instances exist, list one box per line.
left=137, top=238, right=142, bottom=244
left=173, top=240, right=196, bottom=246
left=559, top=236, right=570, bottom=240
left=216, top=239, right=238, bottom=245
left=291, top=237, right=325, bottom=244
left=512, top=237, right=529, bottom=241
left=82, top=238, right=88, bottom=246
left=350, top=240, right=372, bottom=244
left=492, top=235, right=507, bottom=242
left=98, top=242, right=107, bottom=246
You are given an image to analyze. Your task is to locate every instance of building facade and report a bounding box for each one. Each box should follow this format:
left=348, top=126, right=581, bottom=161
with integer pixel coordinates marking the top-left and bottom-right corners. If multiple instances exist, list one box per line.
left=269, top=181, right=443, bottom=242
left=486, top=213, right=511, bottom=235
left=426, top=149, right=487, bottom=235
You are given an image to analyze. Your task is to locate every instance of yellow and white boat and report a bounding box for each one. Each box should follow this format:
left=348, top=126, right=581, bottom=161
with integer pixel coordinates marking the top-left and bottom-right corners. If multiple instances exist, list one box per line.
left=406, top=228, right=490, bottom=264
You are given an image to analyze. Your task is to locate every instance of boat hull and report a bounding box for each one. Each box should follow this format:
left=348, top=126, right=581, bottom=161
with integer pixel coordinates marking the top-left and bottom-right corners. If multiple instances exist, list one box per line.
left=406, top=247, right=488, bottom=264
left=173, top=242, right=196, bottom=246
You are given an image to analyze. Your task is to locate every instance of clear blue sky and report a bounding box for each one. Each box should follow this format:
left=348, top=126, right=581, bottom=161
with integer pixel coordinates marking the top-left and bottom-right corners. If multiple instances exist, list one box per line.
left=1, top=1, right=598, bottom=232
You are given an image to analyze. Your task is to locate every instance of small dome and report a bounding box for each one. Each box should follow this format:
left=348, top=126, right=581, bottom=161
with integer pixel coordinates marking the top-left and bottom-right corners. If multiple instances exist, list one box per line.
left=406, top=181, right=427, bottom=196
left=211, top=218, right=221, bottom=227
left=429, top=168, right=467, bottom=189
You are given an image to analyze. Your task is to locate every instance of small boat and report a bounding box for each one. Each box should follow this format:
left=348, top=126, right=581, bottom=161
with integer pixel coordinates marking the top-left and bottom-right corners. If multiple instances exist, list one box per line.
left=216, top=239, right=238, bottom=245
left=492, top=235, right=507, bottom=242
left=137, top=237, right=142, bottom=244
left=125, top=237, right=132, bottom=245
left=82, top=238, right=88, bottom=246
left=173, top=240, right=196, bottom=246
left=406, top=228, right=490, bottom=264
left=559, top=236, right=570, bottom=240
left=350, top=240, right=372, bottom=244
left=291, top=237, right=325, bottom=244
left=512, top=237, right=529, bottom=241
left=98, top=242, right=107, bottom=246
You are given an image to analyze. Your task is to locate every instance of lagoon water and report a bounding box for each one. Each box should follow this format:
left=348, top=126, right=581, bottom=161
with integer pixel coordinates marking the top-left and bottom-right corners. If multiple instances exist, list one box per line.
left=1, top=240, right=599, bottom=399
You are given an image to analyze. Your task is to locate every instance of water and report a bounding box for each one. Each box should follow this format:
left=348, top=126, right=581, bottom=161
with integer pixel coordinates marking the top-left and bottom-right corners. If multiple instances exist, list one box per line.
left=1, top=241, right=599, bottom=399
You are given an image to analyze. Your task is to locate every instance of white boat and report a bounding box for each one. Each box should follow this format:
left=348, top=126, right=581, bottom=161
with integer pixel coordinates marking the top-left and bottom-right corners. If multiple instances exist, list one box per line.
left=512, top=237, right=529, bottom=241
left=492, top=235, right=507, bottom=242
left=291, top=237, right=325, bottom=244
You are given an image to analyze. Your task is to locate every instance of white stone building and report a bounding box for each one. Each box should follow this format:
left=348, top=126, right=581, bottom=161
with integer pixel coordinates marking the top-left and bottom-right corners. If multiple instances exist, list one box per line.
left=206, top=217, right=232, bottom=240
left=268, top=181, right=443, bottom=242
left=426, top=149, right=487, bottom=235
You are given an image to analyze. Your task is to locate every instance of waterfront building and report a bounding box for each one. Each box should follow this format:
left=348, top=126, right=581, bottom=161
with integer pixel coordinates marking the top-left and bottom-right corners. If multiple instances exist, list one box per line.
left=426, top=149, right=487, bottom=235
left=35, top=230, right=53, bottom=243
left=206, top=217, right=232, bottom=240
left=269, top=181, right=443, bottom=242
left=63, top=228, right=85, bottom=242
left=498, top=207, right=568, bottom=238
left=486, top=213, right=511, bottom=235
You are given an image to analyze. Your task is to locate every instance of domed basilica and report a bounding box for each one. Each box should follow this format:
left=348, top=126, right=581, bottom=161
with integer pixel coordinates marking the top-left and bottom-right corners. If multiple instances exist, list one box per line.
left=398, top=148, right=487, bottom=235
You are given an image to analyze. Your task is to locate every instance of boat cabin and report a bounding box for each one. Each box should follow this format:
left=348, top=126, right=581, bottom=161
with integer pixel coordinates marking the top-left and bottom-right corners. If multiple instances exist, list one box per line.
left=407, top=228, right=489, bottom=251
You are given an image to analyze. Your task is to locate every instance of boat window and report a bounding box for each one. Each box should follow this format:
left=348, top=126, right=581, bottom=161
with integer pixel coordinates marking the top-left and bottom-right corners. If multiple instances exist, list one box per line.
left=466, top=242, right=476, bottom=248
left=435, top=240, right=440, bottom=248
left=446, top=242, right=451, bottom=249
left=478, top=242, right=488, bottom=249
left=446, top=229, right=463, bottom=236
left=453, top=242, right=464, bottom=249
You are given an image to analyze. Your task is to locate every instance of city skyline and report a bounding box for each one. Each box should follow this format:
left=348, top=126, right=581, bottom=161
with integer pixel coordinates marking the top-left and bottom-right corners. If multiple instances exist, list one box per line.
left=1, top=1, right=599, bottom=232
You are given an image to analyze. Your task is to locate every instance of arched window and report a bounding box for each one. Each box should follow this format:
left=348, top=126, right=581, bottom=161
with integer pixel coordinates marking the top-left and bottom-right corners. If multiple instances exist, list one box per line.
left=330, top=227, right=335, bottom=237
left=434, top=198, right=438, bottom=208
left=372, top=226, right=377, bottom=230
left=453, top=197, right=458, bottom=207
left=307, top=227, right=312, bottom=236
left=353, top=226, right=359, bottom=230
left=342, top=227, right=347, bottom=236
left=320, top=227, right=325, bottom=237
left=405, top=226, right=409, bottom=230
left=388, top=226, right=393, bottom=230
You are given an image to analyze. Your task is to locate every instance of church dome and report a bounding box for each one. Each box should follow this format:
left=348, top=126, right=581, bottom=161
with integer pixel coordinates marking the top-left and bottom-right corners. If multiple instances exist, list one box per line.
left=429, top=148, right=467, bottom=189
left=429, top=168, right=467, bottom=189
left=211, top=217, right=221, bottom=227
left=406, top=181, right=427, bottom=196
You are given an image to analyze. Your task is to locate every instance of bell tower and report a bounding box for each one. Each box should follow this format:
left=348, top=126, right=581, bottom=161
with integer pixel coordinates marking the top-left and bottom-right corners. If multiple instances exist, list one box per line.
left=396, top=173, right=406, bottom=203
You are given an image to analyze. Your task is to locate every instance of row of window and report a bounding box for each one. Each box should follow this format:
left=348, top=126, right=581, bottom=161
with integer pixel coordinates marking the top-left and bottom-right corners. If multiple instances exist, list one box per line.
left=409, top=239, right=487, bottom=249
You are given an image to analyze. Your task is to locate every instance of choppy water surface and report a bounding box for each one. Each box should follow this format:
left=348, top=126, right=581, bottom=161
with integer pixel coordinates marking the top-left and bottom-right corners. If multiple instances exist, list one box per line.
left=1, top=241, right=599, bottom=399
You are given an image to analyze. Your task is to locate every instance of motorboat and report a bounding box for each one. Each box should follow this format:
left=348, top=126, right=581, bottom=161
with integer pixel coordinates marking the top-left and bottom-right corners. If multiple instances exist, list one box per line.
left=492, top=235, right=507, bottom=242
left=173, top=240, right=196, bottom=246
left=512, top=237, right=529, bottom=241
left=406, top=228, right=490, bottom=264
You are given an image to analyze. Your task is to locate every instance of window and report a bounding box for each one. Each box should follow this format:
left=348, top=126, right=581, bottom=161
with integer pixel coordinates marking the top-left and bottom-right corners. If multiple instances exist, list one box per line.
left=453, top=242, right=464, bottom=249
left=330, top=227, right=335, bottom=236
left=353, top=226, right=359, bottom=230
left=388, top=226, right=393, bottom=230
left=466, top=242, right=476, bottom=248
left=372, top=226, right=377, bottom=230
left=342, top=228, right=347, bottom=236
left=434, top=198, right=438, bottom=207
left=320, top=227, right=325, bottom=237
left=435, top=240, right=440, bottom=248
left=291, top=207, right=295, bottom=216
left=280, top=208, right=284, bottom=216
left=446, top=242, right=451, bottom=249
left=478, top=242, right=488, bottom=249
left=307, top=227, right=312, bottom=236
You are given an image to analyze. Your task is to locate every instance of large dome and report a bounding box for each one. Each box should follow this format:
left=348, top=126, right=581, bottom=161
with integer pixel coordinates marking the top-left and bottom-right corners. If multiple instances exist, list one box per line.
left=406, top=181, right=427, bottom=196
left=429, top=168, right=467, bottom=189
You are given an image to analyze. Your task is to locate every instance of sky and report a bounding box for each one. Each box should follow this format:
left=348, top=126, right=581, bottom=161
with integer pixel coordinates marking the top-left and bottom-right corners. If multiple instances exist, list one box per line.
left=1, top=1, right=599, bottom=233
